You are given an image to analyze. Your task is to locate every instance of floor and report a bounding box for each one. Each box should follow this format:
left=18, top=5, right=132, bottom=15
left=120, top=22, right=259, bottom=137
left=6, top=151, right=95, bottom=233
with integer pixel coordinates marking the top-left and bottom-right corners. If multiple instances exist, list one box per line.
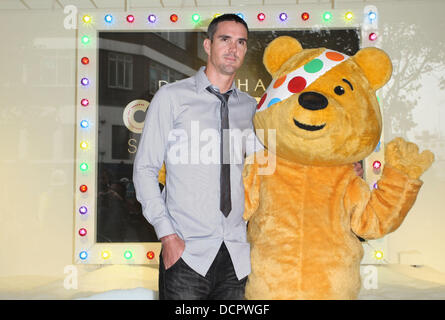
left=1, top=264, right=445, bottom=300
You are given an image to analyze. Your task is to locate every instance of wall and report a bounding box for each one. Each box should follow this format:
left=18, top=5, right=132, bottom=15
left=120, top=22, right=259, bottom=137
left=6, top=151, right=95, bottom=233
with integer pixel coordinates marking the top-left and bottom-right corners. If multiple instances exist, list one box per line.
left=0, top=1, right=444, bottom=284
left=0, top=11, right=77, bottom=278
left=375, top=0, right=445, bottom=270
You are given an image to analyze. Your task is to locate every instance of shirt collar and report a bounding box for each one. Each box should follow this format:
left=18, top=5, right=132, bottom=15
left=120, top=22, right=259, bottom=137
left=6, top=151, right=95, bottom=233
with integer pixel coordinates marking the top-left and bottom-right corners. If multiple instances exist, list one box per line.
left=195, top=66, right=240, bottom=101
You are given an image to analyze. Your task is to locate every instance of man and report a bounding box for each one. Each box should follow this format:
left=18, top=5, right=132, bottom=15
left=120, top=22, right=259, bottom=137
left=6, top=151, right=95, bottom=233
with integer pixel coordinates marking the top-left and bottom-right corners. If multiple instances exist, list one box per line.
left=133, top=14, right=258, bottom=300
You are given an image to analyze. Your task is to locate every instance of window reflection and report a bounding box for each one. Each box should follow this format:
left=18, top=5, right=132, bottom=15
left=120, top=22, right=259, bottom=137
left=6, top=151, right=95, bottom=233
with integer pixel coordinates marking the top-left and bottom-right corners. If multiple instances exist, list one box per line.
left=108, top=52, right=133, bottom=90
left=96, top=29, right=360, bottom=243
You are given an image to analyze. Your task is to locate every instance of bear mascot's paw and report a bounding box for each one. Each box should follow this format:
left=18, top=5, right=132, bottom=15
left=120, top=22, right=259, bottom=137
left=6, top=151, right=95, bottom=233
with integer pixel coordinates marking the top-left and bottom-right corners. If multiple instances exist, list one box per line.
left=385, top=137, right=435, bottom=180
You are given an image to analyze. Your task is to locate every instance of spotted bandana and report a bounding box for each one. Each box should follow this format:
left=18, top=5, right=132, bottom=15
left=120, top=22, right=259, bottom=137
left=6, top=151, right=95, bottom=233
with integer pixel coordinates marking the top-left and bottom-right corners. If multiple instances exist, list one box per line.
left=256, top=49, right=350, bottom=112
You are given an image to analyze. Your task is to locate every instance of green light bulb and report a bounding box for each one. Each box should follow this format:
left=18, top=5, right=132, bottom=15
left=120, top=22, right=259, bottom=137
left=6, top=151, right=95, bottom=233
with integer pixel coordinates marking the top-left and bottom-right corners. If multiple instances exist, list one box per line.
left=81, top=36, right=90, bottom=44
left=124, top=250, right=133, bottom=259
left=192, top=14, right=200, bottom=23
left=323, top=12, right=332, bottom=22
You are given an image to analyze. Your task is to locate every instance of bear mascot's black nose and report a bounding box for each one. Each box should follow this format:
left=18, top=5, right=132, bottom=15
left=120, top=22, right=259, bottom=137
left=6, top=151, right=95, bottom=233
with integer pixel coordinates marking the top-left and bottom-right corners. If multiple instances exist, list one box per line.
left=298, top=92, right=328, bottom=110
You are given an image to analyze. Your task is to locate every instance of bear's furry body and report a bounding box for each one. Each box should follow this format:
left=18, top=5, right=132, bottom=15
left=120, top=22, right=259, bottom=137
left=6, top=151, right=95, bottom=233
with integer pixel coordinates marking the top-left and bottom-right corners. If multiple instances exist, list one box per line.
left=244, top=153, right=422, bottom=299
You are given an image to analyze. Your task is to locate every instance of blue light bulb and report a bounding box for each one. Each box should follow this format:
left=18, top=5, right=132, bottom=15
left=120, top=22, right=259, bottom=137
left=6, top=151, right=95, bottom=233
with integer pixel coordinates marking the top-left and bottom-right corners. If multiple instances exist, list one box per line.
left=368, top=11, right=377, bottom=22
left=236, top=13, right=245, bottom=20
left=80, top=120, right=89, bottom=128
left=105, top=14, right=113, bottom=23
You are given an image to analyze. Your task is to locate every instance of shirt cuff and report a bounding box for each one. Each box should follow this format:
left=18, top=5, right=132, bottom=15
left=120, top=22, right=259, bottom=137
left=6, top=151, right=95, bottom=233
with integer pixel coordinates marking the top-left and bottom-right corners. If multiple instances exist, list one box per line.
left=152, top=216, right=177, bottom=240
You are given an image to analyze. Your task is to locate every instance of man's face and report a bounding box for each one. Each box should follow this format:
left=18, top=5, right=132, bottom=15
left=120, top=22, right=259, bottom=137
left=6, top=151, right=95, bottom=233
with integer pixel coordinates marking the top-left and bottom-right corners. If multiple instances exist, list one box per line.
left=204, top=20, right=248, bottom=76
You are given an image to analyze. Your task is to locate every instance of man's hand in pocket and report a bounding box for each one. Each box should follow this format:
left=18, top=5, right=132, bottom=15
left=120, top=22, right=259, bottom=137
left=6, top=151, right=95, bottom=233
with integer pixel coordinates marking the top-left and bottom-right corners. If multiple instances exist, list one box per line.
left=160, top=234, right=185, bottom=270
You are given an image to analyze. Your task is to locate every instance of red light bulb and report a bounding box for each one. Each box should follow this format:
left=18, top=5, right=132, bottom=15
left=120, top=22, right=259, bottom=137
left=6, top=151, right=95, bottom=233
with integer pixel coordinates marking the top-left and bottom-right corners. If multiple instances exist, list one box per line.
left=170, top=14, right=178, bottom=22
left=146, top=251, right=155, bottom=260
left=369, top=32, right=378, bottom=41
left=257, top=13, right=265, bottom=21
left=81, top=98, right=89, bottom=107
left=302, top=12, right=310, bottom=21
left=126, top=15, right=135, bottom=23
left=81, top=57, right=89, bottom=65
left=373, top=160, right=382, bottom=169
left=79, top=228, right=87, bottom=236
left=80, top=185, right=88, bottom=193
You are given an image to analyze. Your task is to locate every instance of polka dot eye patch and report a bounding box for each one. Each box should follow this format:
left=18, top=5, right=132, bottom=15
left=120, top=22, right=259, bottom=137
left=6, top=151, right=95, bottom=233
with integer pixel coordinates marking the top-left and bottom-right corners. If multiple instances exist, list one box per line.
left=256, top=49, right=350, bottom=113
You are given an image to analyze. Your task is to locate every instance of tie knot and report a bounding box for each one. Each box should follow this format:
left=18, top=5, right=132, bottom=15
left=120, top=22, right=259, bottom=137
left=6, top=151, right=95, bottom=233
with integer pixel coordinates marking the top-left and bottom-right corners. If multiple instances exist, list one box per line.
left=206, top=86, right=232, bottom=103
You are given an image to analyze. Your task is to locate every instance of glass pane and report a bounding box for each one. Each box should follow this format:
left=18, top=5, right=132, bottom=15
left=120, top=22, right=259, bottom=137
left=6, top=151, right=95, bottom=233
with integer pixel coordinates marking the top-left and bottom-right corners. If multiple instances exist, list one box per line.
left=117, top=60, right=124, bottom=88
left=97, top=29, right=360, bottom=243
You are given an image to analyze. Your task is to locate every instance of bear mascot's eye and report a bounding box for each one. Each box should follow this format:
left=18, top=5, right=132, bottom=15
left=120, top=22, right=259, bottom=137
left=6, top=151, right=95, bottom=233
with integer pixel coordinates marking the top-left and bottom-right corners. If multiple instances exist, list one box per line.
left=334, top=86, right=345, bottom=95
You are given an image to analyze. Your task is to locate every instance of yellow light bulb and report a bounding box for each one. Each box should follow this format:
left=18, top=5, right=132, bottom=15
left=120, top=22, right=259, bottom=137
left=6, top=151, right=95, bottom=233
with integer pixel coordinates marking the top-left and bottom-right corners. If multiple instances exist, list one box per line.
left=101, top=250, right=111, bottom=259
left=82, top=15, right=92, bottom=24
left=374, top=250, right=383, bottom=260
left=80, top=141, right=88, bottom=150
left=345, top=12, right=353, bottom=21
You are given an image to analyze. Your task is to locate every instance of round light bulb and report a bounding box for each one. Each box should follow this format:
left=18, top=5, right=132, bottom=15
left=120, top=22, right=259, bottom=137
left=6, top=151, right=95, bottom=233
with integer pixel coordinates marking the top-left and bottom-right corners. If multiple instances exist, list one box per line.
left=124, top=250, right=133, bottom=260
left=323, top=12, right=332, bottom=22
left=126, top=15, right=135, bottom=23
left=146, top=251, right=155, bottom=260
left=373, top=160, right=382, bottom=169
left=368, top=11, right=377, bottom=22
left=279, top=12, right=288, bottom=21
left=257, top=13, right=266, bottom=21
left=192, top=14, right=201, bottom=23
left=81, top=36, right=90, bottom=45
left=82, top=15, right=91, bottom=24
left=79, top=206, right=88, bottom=215
left=80, top=141, right=89, bottom=150
left=301, top=12, right=310, bottom=21
left=80, top=162, right=88, bottom=171
left=104, top=14, right=113, bottom=23
left=101, top=250, right=111, bottom=260
left=78, top=228, right=87, bottom=237
left=81, top=99, right=89, bottom=107
left=80, top=120, right=89, bottom=129
left=79, top=251, right=88, bottom=260
left=374, top=250, right=383, bottom=260
left=148, top=14, right=157, bottom=23
left=170, top=14, right=178, bottom=22
left=80, top=185, right=88, bottom=193
left=345, top=12, right=353, bottom=21
left=236, top=13, right=245, bottom=20
left=374, top=141, right=381, bottom=152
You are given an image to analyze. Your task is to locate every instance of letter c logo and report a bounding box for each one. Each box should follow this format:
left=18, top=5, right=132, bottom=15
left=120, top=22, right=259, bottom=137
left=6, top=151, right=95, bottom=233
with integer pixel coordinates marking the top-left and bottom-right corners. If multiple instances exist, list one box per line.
left=123, top=99, right=149, bottom=134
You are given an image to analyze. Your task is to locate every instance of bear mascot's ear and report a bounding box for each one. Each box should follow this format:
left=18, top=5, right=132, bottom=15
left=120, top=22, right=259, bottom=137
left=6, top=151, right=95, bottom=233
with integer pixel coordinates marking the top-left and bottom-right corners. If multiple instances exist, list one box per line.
left=353, top=47, right=393, bottom=90
left=263, top=36, right=303, bottom=75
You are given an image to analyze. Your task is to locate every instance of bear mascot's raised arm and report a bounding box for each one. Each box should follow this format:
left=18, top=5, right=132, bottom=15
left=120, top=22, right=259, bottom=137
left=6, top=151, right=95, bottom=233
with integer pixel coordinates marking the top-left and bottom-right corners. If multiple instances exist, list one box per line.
left=243, top=36, right=435, bottom=300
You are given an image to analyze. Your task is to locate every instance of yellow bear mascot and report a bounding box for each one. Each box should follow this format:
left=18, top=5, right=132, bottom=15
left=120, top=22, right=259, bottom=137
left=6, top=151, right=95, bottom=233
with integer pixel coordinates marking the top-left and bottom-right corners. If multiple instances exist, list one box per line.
left=243, top=36, right=435, bottom=300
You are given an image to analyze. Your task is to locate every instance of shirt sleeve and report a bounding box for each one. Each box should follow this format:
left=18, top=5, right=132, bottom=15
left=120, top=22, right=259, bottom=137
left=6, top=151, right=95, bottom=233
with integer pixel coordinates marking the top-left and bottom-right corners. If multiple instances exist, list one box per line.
left=133, top=85, right=176, bottom=239
left=245, top=97, right=265, bottom=156
left=245, top=128, right=265, bottom=156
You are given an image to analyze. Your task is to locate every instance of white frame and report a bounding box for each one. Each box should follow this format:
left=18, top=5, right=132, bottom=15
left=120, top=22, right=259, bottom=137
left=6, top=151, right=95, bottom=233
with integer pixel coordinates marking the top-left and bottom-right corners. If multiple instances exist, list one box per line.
left=74, top=5, right=385, bottom=266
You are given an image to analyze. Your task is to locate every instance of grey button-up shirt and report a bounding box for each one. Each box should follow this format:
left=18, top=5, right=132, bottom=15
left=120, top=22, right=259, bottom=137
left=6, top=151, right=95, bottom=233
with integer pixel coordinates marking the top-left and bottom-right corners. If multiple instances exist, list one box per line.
left=133, top=66, right=261, bottom=280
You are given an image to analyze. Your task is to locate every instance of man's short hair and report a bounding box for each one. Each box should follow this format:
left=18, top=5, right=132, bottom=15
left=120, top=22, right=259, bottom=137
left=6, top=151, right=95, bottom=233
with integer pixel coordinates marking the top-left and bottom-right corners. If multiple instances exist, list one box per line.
left=207, top=14, right=249, bottom=41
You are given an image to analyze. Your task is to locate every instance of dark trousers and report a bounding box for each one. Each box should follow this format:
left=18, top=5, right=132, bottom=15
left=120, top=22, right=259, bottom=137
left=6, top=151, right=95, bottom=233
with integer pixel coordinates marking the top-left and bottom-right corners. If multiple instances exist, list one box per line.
left=158, top=242, right=247, bottom=300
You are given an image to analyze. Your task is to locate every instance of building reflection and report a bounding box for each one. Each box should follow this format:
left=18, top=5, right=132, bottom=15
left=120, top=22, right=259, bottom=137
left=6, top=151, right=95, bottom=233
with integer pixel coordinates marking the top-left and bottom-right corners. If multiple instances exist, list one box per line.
left=96, top=29, right=361, bottom=243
